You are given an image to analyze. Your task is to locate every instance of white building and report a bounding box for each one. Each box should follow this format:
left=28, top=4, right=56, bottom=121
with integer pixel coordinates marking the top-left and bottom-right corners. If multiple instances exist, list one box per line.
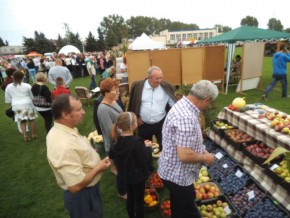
left=156, top=27, right=219, bottom=45
left=0, top=45, right=25, bottom=55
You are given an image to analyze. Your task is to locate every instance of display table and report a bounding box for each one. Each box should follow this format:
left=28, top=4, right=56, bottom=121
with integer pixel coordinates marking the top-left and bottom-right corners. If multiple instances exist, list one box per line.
left=208, top=106, right=290, bottom=211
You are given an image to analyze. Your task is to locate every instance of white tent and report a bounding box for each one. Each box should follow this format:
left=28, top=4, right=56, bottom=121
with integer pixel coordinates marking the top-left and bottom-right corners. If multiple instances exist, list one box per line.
left=59, top=45, right=81, bottom=55
left=129, top=33, right=165, bottom=50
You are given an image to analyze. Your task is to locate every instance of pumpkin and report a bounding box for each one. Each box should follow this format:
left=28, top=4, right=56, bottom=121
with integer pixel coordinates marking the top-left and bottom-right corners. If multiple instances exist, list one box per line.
left=232, top=97, right=246, bottom=109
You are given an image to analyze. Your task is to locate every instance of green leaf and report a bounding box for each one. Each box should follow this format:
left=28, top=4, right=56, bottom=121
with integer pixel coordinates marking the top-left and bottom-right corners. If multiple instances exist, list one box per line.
left=263, top=147, right=289, bottom=164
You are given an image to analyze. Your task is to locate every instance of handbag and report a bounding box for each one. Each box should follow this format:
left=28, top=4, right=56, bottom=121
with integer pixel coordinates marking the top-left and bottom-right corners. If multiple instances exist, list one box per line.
left=5, top=107, right=15, bottom=118
left=33, top=86, right=51, bottom=107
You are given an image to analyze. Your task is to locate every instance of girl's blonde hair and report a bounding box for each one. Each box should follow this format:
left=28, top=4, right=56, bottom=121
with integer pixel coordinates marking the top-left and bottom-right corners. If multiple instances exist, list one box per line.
left=111, top=112, right=136, bottom=141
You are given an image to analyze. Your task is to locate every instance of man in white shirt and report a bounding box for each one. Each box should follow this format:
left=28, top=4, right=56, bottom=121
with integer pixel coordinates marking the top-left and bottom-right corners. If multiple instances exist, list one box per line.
left=128, top=66, right=177, bottom=151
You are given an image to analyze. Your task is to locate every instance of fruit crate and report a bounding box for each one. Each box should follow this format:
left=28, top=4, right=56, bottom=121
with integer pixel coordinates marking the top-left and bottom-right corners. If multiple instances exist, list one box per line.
left=224, top=129, right=255, bottom=150
left=160, top=197, right=171, bottom=218
left=148, top=171, right=164, bottom=189
left=203, top=137, right=218, bottom=152
left=241, top=140, right=274, bottom=168
left=243, top=195, right=290, bottom=218
left=210, top=147, right=227, bottom=166
left=196, top=195, right=237, bottom=218
left=227, top=179, right=267, bottom=216
left=211, top=119, right=237, bottom=137
left=144, top=186, right=160, bottom=211
left=208, top=154, right=238, bottom=181
left=195, top=181, right=223, bottom=202
left=265, top=159, right=290, bottom=193
left=217, top=165, right=251, bottom=195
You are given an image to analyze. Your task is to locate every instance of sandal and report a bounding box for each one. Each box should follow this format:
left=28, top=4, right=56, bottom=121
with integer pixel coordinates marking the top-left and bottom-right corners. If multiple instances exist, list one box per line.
left=32, top=135, right=38, bottom=139
left=24, top=136, right=31, bottom=142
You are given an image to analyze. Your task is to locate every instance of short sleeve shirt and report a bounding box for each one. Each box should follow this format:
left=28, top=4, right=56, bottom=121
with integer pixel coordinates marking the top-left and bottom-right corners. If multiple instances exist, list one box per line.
left=157, top=96, right=204, bottom=186
left=46, top=122, right=102, bottom=190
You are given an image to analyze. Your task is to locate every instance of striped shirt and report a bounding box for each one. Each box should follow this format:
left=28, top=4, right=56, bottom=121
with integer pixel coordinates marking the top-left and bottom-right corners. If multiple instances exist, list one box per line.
left=157, top=96, right=204, bottom=186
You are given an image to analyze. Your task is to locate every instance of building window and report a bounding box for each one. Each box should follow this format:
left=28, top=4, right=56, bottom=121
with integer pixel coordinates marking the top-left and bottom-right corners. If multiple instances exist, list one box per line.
left=182, top=34, right=186, bottom=41
left=187, top=33, right=192, bottom=39
left=176, top=34, right=181, bottom=41
left=170, top=34, right=175, bottom=40
left=209, top=32, right=213, bottom=38
left=204, top=33, right=208, bottom=39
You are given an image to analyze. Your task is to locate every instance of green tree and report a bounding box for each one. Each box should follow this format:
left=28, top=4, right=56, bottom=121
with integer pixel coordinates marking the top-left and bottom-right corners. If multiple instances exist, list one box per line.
left=155, top=18, right=171, bottom=33
left=96, top=27, right=107, bottom=51
left=267, top=18, right=283, bottom=31
left=240, top=16, right=259, bottom=27
left=33, top=31, right=55, bottom=54
left=100, top=14, right=128, bottom=47
left=22, top=37, right=36, bottom=54
left=284, top=28, right=290, bottom=33
left=67, top=32, right=83, bottom=52
left=85, top=32, right=98, bottom=52
left=22, top=31, right=55, bottom=54
left=126, top=16, right=155, bottom=38
left=56, top=34, right=66, bottom=51
left=0, top=37, right=5, bottom=46
left=214, top=24, right=232, bottom=33
left=169, top=21, right=199, bottom=30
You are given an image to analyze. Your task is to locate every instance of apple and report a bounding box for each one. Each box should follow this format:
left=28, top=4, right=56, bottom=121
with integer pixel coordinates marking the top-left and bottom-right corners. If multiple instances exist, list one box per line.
left=202, top=193, right=208, bottom=200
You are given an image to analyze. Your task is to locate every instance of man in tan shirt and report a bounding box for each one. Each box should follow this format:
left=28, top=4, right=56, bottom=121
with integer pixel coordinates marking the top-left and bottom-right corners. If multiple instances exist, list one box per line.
left=46, top=94, right=111, bottom=217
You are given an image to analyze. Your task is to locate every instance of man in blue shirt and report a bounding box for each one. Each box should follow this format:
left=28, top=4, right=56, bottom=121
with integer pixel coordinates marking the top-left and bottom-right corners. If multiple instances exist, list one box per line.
left=262, top=44, right=290, bottom=100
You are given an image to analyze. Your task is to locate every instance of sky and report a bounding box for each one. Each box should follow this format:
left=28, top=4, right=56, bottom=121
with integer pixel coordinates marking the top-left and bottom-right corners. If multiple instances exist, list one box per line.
left=1, top=0, right=290, bottom=45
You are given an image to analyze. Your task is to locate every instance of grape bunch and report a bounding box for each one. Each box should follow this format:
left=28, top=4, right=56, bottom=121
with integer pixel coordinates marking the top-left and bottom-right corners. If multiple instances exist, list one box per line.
left=218, top=169, right=250, bottom=195
left=208, top=156, right=237, bottom=180
left=229, top=183, right=265, bottom=215
left=244, top=197, right=288, bottom=218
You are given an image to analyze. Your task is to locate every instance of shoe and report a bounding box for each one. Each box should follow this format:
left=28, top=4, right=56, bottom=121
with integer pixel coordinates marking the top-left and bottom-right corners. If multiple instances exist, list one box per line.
left=262, top=94, right=267, bottom=101
left=32, top=135, right=38, bottom=139
left=24, top=136, right=31, bottom=142
left=118, top=194, right=127, bottom=200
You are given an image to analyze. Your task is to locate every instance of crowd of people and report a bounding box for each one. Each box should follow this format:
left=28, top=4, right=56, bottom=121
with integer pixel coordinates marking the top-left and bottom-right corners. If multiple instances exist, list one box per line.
left=2, top=44, right=289, bottom=218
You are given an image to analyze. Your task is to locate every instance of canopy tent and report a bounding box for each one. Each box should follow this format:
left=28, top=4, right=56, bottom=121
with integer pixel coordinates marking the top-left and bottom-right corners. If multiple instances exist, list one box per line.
left=129, top=33, right=165, bottom=50
left=26, top=51, right=42, bottom=57
left=198, top=26, right=290, bottom=93
left=58, top=45, right=81, bottom=55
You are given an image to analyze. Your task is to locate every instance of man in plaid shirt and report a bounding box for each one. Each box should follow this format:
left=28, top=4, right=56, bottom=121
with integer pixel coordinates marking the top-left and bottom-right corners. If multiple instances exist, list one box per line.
left=158, top=80, right=219, bottom=218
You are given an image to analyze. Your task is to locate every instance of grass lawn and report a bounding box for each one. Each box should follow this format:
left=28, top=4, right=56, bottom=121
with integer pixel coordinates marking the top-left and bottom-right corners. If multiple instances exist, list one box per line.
left=1, top=54, right=290, bottom=218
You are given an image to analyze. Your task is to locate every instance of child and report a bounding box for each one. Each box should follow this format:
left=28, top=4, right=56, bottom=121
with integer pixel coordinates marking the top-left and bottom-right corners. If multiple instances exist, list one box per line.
left=51, top=77, right=71, bottom=99
left=109, top=112, right=152, bottom=218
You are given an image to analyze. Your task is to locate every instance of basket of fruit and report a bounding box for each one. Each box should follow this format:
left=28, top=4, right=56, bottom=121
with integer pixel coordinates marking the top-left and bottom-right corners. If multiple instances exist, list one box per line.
left=224, top=129, right=255, bottom=150
left=228, top=179, right=266, bottom=215
left=203, top=137, right=218, bottom=152
left=197, top=195, right=236, bottom=218
left=210, top=148, right=227, bottom=166
left=160, top=197, right=171, bottom=218
left=211, top=119, right=236, bottom=137
left=241, top=141, right=274, bottom=167
left=148, top=171, right=164, bottom=189
left=208, top=155, right=238, bottom=181
left=265, top=159, right=290, bottom=192
left=195, top=182, right=222, bottom=202
left=243, top=195, right=289, bottom=218
left=217, top=166, right=251, bottom=195
left=144, top=186, right=159, bottom=211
